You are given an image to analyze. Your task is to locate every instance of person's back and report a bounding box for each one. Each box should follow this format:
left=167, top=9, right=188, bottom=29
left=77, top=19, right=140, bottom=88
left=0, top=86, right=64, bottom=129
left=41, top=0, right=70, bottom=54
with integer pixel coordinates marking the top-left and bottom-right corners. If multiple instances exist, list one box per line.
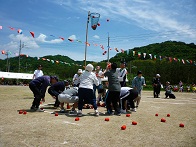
left=105, top=69, right=121, bottom=92
left=33, top=65, right=43, bottom=79
left=79, top=71, right=99, bottom=89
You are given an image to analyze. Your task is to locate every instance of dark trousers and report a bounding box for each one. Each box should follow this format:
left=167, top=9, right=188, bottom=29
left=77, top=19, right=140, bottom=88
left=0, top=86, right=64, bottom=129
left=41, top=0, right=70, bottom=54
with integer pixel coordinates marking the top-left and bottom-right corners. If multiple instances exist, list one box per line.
left=121, top=89, right=138, bottom=110
left=106, top=91, right=121, bottom=114
left=48, top=87, right=60, bottom=107
left=153, top=86, right=161, bottom=97
left=120, top=81, right=126, bottom=87
left=78, top=88, right=97, bottom=110
left=165, top=93, right=176, bottom=99
left=29, top=83, right=42, bottom=108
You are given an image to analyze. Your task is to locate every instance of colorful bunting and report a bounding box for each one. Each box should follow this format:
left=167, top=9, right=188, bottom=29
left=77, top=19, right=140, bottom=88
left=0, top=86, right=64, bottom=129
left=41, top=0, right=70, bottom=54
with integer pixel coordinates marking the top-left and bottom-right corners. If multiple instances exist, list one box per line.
left=138, top=52, right=141, bottom=58
left=17, top=29, right=22, bottom=34
left=143, top=53, right=146, bottom=58
left=1, top=50, right=5, bottom=54
left=102, top=50, right=107, bottom=55
left=68, top=38, right=74, bottom=42
left=149, top=54, right=152, bottom=59
left=115, top=48, right=119, bottom=52
left=121, top=49, right=124, bottom=53
left=133, top=51, right=136, bottom=56
left=0, top=26, right=2, bottom=29
left=154, top=55, right=156, bottom=60
left=8, top=26, right=15, bottom=30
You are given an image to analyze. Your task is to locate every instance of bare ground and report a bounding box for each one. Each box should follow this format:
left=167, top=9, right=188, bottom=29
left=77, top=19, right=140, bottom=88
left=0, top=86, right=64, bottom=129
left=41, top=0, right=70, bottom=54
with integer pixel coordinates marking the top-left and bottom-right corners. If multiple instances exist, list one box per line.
left=0, top=86, right=196, bottom=147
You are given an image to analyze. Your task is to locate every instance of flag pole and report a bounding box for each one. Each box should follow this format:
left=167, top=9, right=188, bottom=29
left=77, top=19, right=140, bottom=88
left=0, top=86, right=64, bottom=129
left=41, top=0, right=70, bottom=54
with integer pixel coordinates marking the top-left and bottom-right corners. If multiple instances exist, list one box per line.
left=84, top=11, right=90, bottom=67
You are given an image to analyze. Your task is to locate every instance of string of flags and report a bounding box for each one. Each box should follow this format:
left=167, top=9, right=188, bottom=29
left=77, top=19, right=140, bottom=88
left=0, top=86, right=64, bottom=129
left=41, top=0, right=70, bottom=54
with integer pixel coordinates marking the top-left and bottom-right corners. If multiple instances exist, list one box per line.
left=128, top=50, right=196, bottom=66
left=0, top=24, right=195, bottom=66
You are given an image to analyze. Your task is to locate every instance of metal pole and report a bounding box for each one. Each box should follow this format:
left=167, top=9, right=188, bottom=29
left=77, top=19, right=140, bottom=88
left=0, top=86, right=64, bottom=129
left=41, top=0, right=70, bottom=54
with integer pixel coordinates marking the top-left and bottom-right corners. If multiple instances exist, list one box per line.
left=18, top=40, right=21, bottom=73
left=84, top=11, right=90, bottom=67
left=107, top=32, right=110, bottom=62
left=6, top=53, right=9, bottom=72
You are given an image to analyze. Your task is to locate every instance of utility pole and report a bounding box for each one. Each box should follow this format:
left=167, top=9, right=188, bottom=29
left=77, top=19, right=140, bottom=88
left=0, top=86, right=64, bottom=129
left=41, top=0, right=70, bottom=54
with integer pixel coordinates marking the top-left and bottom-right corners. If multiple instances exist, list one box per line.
left=107, top=32, right=110, bottom=62
left=84, top=11, right=90, bottom=67
left=18, top=40, right=24, bottom=73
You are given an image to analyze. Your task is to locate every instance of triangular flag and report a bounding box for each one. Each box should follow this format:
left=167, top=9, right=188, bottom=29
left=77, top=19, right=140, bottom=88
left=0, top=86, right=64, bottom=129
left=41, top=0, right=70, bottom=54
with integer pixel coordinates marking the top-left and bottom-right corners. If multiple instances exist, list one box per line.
left=115, top=48, right=119, bottom=52
left=143, top=53, right=146, bottom=58
left=30, top=31, right=35, bottom=38
left=149, top=54, right=152, bottom=59
left=0, top=26, right=2, bottom=29
left=159, top=56, right=162, bottom=60
left=121, top=49, right=124, bottom=53
left=17, top=29, right=22, bottom=34
left=133, top=51, right=136, bottom=56
left=182, top=59, right=185, bottom=64
left=138, top=52, right=141, bottom=58
left=154, top=55, right=156, bottom=60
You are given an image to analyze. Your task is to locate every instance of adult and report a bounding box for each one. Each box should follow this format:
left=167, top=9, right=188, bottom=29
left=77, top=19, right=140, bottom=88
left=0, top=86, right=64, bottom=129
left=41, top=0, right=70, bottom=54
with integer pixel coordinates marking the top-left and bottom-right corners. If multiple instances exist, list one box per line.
left=104, top=63, right=121, bottom=116
left=152, top=74, right=161, bottom=98
left=48, top=80, right=69, bottom=108
left=120, top=87, right=139, bottom=113
left=72, top=69, right=83, bottom=87
left=29, top=76, right=58, bottom=111
left=132, top=71, right=146, bottom=108
left=33, top=65, right=44, bottom=79
left=117, top=61, right=127, bottom=87
left=58, top=87, right=79, bottom=113
left=93, top=66, right=104, bottom=104
left=77, top=64, right=99, bottom=117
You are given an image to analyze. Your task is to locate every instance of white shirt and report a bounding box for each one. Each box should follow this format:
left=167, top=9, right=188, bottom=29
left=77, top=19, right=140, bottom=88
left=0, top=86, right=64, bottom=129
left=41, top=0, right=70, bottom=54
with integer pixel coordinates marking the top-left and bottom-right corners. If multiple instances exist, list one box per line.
left=73, top=74, right=80, bottom=85
left=79, top=71, right=99, bottom=90
left=117, top=68, right=127, bottom=82
left=33, top=69, right=43, bottom=79
left=120, top=87, right=133, bottom=99
left=95, top=70, right=103, bottom=85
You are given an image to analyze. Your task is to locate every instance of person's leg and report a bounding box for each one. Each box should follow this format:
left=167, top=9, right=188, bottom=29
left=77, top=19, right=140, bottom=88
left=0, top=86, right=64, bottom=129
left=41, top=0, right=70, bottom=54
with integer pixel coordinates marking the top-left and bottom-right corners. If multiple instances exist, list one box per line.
left=106, top=91, right=112, bottom=114
left=111, top=91, right=121, bottom=115
left=48, top=87, right=60, bottom=107
left=153, top=87, right=156, bottom=98
left=78, top=88, right=85, bottom=111
left=29, top=83, right=42, bottom=109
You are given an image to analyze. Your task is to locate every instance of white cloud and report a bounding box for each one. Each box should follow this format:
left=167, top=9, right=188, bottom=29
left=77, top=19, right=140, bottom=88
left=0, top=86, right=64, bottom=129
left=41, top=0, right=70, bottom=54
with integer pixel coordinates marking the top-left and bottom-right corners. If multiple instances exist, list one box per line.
left=93, top=35, right=100, bottom=39
left=36, top=33, right=63, bottom=44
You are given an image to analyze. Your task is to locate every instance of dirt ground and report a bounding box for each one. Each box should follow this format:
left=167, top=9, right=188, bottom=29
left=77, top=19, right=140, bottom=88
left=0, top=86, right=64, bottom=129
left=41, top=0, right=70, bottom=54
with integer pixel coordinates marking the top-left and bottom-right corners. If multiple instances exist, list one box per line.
left=0, top=86, right=196, bottom=147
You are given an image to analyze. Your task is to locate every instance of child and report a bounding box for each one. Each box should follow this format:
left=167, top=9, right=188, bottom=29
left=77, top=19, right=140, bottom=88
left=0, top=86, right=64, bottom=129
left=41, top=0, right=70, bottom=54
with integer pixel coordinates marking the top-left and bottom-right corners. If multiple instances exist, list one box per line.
left=165, top=81, right=176, bottom=99
left=104, top=63, right=121, bottom=116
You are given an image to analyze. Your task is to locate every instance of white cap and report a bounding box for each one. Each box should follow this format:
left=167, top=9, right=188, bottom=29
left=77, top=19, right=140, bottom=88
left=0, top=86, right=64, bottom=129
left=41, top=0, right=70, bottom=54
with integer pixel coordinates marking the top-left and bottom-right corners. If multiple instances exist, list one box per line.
left=77, top=69, right=83, bottom=74
left=85, top=64, right=94, bottom=72
left=156, top=74, right=161, bottom=77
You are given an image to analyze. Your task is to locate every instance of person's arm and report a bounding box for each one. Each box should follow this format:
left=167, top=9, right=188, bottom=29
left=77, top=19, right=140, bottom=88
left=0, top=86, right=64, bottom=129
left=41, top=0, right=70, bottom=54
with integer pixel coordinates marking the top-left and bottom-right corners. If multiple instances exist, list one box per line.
left=40, top=77, right=50, bottom=98
left=93, top=74, right=99, bottom=86
left=143, top=77, right=146, bottom=86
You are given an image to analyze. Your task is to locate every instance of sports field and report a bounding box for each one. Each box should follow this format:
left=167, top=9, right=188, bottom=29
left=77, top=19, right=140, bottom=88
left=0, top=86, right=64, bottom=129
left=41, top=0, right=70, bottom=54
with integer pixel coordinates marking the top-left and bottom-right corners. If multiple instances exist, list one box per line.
left=0, top=86, right=195, bottom=147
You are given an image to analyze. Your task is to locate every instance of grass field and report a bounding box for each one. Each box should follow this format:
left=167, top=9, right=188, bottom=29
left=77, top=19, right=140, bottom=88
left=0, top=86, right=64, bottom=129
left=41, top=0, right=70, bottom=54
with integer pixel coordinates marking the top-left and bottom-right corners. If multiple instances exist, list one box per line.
left=0, top=86, right=196, bottom=147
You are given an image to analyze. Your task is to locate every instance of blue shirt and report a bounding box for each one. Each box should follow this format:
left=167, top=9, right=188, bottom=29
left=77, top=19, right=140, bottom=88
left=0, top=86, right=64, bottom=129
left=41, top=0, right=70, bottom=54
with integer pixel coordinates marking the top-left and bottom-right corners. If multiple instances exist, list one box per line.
left=132, top=76, right=145, bottom=93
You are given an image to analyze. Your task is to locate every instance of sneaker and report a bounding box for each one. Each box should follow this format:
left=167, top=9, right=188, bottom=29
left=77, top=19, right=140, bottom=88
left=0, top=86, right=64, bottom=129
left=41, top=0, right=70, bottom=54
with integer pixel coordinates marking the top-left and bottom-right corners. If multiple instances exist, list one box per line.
left=60, top=108, right=66, bottom=113
left=36, top=108, right=45, bottom=112
left=95, top=110, right=99, bottom=116
left=77, top=110, right=82, bottom=117
left=121, top=109, right=127, bottom=114
left=30, top=106, right=37, bottom=111
left=69, top=110, right=77, bottom=114
left=114, top=111, right=121, bottom=116
left=130, top=108, right=137, bottom=112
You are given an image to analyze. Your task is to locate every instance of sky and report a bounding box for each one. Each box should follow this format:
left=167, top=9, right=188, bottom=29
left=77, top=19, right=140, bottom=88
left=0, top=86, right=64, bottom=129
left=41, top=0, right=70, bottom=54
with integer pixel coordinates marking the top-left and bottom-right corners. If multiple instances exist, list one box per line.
left=0, top=0, right=196, bottom=62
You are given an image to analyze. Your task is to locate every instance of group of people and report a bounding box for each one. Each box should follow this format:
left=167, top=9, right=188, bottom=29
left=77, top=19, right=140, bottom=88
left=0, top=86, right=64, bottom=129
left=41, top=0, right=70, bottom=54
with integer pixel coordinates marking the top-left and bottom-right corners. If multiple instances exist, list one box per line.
left=29, top=62, right=145, bottom=116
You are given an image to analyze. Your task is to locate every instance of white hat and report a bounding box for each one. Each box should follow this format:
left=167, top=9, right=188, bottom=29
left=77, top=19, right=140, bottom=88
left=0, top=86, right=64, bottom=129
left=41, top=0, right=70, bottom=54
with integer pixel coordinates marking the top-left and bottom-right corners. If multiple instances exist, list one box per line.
left=156, top=74, right=161, bottom=77
left=85, top=64, right=94, bottom=72
left=77, top=69, right=83, bottom=74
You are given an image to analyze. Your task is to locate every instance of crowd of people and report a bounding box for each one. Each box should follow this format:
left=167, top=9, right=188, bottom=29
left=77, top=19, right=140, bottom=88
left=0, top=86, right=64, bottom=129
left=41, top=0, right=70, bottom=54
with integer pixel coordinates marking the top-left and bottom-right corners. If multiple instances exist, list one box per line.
left=28, top=63, right=195, bottom=116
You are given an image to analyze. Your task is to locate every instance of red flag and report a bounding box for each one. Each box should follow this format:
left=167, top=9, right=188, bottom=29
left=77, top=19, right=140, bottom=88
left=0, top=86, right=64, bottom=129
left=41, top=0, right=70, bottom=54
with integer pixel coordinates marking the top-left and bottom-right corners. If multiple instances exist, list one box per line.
left=8, top=26, right=15, bottom=30
left=115, top=48, right=119, bottom=52
left=1, top=50, right=5, bottom=54
left=85, top=42, right=90, bottom=46
left=30, top=31, right=35, bottom=38
left=59, top=37, right=64, bottom=40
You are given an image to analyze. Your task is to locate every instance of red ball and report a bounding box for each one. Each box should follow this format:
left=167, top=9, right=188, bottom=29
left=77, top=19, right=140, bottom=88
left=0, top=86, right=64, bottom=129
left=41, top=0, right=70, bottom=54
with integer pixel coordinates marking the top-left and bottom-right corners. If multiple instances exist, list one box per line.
left=19, top=110, right=23, bottom=114
left=179, top=123, right=184, bottom=127
left=167, top=114, right=170, bottom=117
left=155, top=113, right=159, bottom=116
left=126, top=114, right=131, bottom=117
left=105, top=118, right=110, bottom=121
left=161, top=118, right=166, bottom=122
left=23, top=111, right=27, bottom=115
left=55, top=113, right=58, bottom=116
left=132, top=121, right=137, bottom=125
left=75, top=117, right=80, bottom=121
left=121, top=125, right=126, bottom=130
left=101, top=103, right=105, bottom=107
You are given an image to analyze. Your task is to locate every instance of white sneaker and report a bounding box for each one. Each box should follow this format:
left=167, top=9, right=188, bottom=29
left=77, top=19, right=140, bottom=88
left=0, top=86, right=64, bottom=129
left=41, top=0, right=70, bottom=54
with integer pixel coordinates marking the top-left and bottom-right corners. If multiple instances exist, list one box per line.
left=130, top=108, right=137, bottom=112
left=36, top=108, right=45, bottom=112
left=77, top=110, right=82, bottom=117
left=95, top=110, right=99, bottom=116
left=121, top=109, right=126, bottom=114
